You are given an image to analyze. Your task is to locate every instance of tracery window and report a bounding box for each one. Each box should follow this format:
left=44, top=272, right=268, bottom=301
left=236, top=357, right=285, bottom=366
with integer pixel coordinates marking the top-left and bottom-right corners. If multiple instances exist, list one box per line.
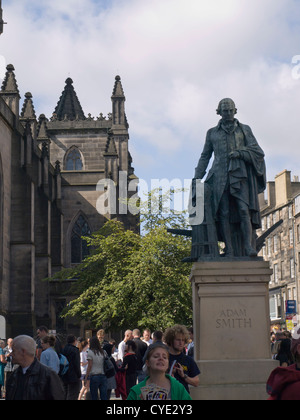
left=65, top=148, right=83, bottom=170
left=71, top=215, right=91, bottom=263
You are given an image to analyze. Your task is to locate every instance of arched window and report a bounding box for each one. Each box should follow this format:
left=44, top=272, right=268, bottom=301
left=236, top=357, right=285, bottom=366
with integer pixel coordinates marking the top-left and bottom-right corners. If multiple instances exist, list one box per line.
left=65, top=147, right=83, bottom=170
left=71, top=215, right=91, bottom=263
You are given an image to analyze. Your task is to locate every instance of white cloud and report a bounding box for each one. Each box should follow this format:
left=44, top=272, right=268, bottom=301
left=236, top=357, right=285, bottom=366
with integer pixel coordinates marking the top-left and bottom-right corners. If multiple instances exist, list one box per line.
left=1, top=0, right=300, bottom=183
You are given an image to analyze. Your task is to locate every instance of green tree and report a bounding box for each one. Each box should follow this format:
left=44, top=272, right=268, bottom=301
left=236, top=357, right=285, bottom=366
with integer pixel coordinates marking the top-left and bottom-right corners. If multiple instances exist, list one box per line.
left=52, top=189, right=193, bottom=331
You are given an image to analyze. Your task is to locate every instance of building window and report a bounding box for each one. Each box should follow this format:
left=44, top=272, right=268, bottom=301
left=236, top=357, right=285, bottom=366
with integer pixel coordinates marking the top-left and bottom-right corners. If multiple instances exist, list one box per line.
left=71, top=215, right=91, bottom=263
left=274, top=235, right=278, bottom=254
left=261, top=217, right=266, bottom=232
left=289, top=228, right=294, bottom=246
left=295, top=195, right=300, bottom=215
left=65, top=147, right=83, bottom=170
left=268, top=237, right=272, bottom=257
left=289, top=205, right=293, bottom=219
left=293, top=287, right=297, bottom=300
left=270, top=293, right=282, bottom=320
left=274, top=263, right=279, bottom=283
left=290, top=258, right=295, bottom=279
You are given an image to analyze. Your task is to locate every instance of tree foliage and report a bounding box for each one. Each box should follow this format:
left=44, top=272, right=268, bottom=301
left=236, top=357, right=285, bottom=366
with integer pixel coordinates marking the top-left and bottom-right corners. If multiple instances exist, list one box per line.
left=52, top=189, right=193, bottom=331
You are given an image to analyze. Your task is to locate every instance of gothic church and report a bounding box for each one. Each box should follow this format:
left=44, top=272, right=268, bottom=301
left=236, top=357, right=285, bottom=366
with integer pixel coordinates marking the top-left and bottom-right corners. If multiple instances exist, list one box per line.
left=0, top=61, right=138, bottom=337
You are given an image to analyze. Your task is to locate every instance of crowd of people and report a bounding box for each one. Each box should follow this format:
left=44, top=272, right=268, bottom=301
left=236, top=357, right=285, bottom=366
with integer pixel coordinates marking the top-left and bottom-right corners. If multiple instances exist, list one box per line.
left=3, top=324, right=300, bottom=400
left=0, top=324, right=199, bottom=401
left=267, top=329, right=300, bottom=400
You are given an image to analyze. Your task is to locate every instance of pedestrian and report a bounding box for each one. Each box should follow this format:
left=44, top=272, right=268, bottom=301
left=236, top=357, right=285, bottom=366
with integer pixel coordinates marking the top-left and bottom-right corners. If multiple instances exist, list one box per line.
left=40, top=335, right=60, bottom=374
left=187, top=327, right=194, bottom=358
left=132, top=329, right=148, bottom=383
left=271, top=331, right=285, bottom=359
left=103, top=342, right=118, bottom=400
left=0, top=340, right=6, bottom=399
left=143, top=331, right=164, bottom=365
left=142, top=328, right=153, bottom=346
left=117, top=330, right=133, bottom=362
left=3, top=338, right=13, bottom=398
left=270, top=333, right=276, bottom=354
left=267, top=334, right=300, bottom=400
left=62, top=335, right=81, bottom=400
left=6, top=335, right=65, bottom=400
left=36, top=325, right=48, bottom=360
left=164, top=325, right=200, bottom=393
left=121, top=340, right=138, bottom=397
left=276, top=338, right=294, bottom=367
left=78, top=338, right=89, bottom=400
left=127, top=342, right=192, bottom=400
left=85, top=336, right=107, bottom=400
left=97, top=329, right=109, bottom=346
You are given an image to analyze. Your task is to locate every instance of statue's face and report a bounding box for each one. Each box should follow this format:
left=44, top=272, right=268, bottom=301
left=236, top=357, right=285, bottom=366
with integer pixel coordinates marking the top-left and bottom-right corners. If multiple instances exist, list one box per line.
left=219, top=102, right=236, bottom=122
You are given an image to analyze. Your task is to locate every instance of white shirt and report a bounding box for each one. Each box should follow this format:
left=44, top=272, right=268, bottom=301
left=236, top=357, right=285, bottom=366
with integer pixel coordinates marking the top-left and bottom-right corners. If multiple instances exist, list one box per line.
left=117, top=340, right=126, bottom=361
left=87, top=350, right=105, bottom=375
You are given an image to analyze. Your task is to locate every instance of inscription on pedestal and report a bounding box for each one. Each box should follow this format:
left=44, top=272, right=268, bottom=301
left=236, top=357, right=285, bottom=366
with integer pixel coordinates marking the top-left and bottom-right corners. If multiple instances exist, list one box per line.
left=216, top=309, right=252, bottom=329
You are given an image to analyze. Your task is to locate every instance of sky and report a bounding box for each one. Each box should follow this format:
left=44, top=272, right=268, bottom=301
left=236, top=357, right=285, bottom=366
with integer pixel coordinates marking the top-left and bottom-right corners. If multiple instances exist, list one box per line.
left=1, top=0, right=300, bottom=193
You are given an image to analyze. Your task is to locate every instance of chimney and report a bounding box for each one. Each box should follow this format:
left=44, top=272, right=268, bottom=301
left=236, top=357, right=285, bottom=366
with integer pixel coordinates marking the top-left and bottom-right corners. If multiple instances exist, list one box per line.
left=275, top=170, right=291, bottom=207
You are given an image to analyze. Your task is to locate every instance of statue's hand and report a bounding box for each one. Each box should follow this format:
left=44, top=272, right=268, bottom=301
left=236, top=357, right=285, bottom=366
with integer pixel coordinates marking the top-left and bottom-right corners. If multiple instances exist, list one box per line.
left=229, top=151, right=241, bottom=159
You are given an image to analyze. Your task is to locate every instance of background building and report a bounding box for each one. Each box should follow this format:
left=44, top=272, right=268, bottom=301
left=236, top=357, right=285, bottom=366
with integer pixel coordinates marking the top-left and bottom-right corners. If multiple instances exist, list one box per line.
left=258, top=170, right=300, bottom=330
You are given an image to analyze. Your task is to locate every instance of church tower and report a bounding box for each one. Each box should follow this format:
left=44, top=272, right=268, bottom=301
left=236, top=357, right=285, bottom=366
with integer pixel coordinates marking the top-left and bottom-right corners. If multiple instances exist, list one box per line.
left=0, top=63, right=138, bottom=337
left=47, top=75, right=138, bottom=269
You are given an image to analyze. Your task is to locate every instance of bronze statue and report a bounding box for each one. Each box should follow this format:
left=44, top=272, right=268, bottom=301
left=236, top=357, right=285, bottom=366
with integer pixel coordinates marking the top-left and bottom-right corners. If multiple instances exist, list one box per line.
left=193, top=98, right=266, bottom=258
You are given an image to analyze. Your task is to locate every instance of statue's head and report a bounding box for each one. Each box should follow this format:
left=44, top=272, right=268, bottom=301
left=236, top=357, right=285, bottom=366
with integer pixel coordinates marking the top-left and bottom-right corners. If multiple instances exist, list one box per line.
left=216, top=98, right=237, bottom=121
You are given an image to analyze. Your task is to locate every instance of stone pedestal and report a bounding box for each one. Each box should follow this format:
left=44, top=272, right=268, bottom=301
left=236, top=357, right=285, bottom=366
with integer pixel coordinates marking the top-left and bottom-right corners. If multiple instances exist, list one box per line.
left=189, top=260, right=278, bottom=400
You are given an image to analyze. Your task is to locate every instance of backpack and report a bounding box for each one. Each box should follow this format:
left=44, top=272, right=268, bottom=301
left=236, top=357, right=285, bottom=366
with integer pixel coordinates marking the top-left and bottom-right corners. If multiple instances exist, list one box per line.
left=58, top=353, right=69, bottom=377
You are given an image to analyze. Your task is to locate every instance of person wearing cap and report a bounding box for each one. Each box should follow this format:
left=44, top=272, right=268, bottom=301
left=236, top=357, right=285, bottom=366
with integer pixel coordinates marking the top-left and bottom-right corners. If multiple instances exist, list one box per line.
left=267, top=331, right=300, bottom=400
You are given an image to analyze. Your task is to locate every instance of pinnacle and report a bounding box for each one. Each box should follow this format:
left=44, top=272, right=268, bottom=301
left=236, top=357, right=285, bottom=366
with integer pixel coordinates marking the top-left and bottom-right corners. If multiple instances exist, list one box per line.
left=20, top=92, right=37, bottom=120
left=112, top=75, right=125, bottom=98
left=54, top=77, right=85, bottom=121
left=1, top=63, right=20, bottom=95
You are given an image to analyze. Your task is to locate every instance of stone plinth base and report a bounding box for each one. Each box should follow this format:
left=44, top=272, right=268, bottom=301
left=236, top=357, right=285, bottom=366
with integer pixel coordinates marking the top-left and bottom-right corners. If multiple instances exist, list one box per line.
left=190, top=260, right=278, bottom=400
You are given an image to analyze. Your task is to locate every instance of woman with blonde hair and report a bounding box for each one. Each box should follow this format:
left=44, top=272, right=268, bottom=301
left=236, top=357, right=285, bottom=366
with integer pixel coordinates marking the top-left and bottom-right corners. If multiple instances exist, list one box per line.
left=127, top=343, right=191, bottom=400
left=40, top=335, right=60, bottom=374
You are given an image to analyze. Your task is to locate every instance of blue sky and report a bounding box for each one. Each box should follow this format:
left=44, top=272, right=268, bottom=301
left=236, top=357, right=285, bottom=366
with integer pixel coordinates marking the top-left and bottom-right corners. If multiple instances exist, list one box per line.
left=1, top=0, right=300, bottom=190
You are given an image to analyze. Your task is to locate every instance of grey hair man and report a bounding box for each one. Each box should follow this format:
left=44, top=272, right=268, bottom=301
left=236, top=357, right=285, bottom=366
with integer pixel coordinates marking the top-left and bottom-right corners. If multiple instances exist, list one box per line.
left=6, top=335, right=65, bottom=400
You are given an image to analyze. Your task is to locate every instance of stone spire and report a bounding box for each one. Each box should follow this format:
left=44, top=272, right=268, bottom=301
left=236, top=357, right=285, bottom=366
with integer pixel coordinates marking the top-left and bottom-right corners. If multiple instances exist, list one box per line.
left=20, top=92, right=37, bottom=139
left=0, top=64, right=20, bottom=115
left=54, top=77, right=85, bottom=121
left=104, top=133, right=118, bottom=157
left=20, top=92, right=37, bottom=120
left=1, top=64, right=19, bottom=94
left=112, top=75, right=125, bottom=98
left=37, top=114, right=50, bottom=143
left=111, top=75, right=128, bottom=127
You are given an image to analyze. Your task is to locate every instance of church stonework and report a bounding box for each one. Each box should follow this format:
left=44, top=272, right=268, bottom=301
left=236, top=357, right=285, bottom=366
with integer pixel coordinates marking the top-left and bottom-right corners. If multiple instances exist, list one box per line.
left=0, top=64, right=138, bottom=337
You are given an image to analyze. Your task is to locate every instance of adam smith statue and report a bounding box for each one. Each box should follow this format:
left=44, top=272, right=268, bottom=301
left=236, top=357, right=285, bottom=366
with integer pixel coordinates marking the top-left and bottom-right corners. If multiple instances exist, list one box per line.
left=194, top=98, right=266, bottom=258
